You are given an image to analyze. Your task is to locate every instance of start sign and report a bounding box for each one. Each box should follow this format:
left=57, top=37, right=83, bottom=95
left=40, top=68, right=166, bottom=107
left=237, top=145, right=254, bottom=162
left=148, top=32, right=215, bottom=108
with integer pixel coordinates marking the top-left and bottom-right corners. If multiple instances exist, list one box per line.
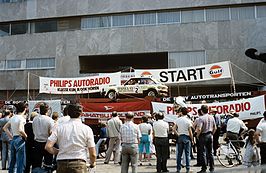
left=135, top=61, right=231, bottom=84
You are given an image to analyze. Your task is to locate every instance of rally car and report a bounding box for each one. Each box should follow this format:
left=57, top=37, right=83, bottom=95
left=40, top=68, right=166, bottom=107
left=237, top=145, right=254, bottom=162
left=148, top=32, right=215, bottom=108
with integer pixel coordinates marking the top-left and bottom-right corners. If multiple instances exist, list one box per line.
left=103, top=77, right=169, bottom=100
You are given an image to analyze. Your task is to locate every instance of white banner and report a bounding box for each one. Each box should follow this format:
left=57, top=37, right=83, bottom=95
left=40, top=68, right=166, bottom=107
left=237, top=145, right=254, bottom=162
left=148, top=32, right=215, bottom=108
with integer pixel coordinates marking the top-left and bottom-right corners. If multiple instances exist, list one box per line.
left=28, top=100, right=61, bottom=117
left=135, top=61, right=231, bottom=84
left=39, top=72, right=121, bottom=94
left=152, top=95, right=265, bottom=122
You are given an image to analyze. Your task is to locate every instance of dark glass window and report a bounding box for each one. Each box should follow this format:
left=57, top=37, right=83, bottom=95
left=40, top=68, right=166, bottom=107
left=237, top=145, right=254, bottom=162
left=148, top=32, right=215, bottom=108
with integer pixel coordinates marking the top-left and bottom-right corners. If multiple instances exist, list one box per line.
left=0, top=24, right=9, bottom=36
left=33, top=20, right=57, bottom=33
left=11, top=23, right=28, bottom=35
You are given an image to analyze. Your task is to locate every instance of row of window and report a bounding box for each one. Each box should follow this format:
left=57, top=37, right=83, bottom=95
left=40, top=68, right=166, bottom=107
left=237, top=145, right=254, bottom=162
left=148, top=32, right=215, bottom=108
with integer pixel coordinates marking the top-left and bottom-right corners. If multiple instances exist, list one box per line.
left=0, top=4, right=266, bottom=36
left=0, top=58, right=55, bottom=70
left=0, top=0, right=25, bottom=3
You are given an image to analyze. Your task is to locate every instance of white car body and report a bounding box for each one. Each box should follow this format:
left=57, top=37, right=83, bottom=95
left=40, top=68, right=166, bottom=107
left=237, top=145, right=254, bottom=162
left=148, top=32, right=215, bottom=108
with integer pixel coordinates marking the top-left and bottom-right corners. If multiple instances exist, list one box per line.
left=103, top=77, right=168, bottom=99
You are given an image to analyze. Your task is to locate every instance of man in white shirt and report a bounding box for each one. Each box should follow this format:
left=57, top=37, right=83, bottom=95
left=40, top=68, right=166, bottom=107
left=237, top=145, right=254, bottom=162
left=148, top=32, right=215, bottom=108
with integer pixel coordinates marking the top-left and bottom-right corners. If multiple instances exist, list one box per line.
left=120, top=112, right=141, bottom=173
left=3, top=102, right=27, bottom=173
left=226, top=111, right=248, bottom=151
left=45, top=104, right=96, bottom=173
left=174, top=107, right=193, bottom=173
left=104, top=111, right=122, bottom=164
left=153, top=112, right=169, bottom=173
left=255, top=111, right=266, bottom=165
left=32, top=102, right=54, bottom=170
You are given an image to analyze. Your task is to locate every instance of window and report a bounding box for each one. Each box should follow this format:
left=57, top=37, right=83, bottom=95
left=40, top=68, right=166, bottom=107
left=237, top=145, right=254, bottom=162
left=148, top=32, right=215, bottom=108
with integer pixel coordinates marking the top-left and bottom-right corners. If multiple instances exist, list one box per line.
left=206, top=8, right=230, bottom=21
left=112, top=14, right=133, bottom=27
left=231, top=6, right=255, bottom=20
left=6, top=60, right=22, bottom=69
left=181, top=9, right=205, bottom=23
left=11, top=23, right=28, bottom=35
left=0, top=24, right=10, bottom=36
left=81, top=16, right=111, bottom=29
left=57, top=18, right=81, bottom=31
left=257, top=5, right=266, bottom=18
left=32, top=20, right=57, bottom=33
left=158, top=11, right=180, bottom=24
left=135, top=13, right=156, bottom=25
left=0, top=61, right=5, bottom=70
left=26, top=58, right=55, bottom=69
left=168, top=51, right=206, bottom=68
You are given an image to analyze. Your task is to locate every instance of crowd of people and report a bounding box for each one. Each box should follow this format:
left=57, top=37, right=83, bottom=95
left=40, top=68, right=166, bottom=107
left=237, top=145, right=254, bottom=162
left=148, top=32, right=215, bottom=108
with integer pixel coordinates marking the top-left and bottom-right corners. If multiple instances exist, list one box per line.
left=0, top=101, right=265, bottom=173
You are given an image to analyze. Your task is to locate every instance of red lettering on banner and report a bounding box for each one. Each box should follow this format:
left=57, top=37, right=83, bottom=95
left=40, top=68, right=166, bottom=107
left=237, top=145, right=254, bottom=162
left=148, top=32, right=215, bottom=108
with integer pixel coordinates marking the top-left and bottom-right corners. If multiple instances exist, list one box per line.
left=72, top=77, right=111, bottom=87
left=50, top=80, right=72, bottom=87
left=206, top=102, right=251, bottom=114
left=167, top=106, right=174, bottom=114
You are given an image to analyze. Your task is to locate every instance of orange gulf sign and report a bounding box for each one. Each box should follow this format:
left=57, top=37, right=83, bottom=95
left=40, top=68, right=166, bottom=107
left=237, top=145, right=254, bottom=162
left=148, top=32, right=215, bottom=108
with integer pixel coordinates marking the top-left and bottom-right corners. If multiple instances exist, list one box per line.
left=209, top=65, right=223, bottom=78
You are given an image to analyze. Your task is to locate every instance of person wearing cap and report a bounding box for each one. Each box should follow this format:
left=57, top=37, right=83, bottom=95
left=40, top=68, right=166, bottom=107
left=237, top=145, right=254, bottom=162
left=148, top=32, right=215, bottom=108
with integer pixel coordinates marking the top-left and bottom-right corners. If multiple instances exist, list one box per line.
left=45, top=104, right=96, bottom=173
left=210, top=107, right=221, bottom=156
left=226, top=110, right=248, bottom=156
left=255, top=111, right=266, bottom=165
left=119, top=111, right=141, bottom=173
left=196, top=105, right=216, bottom=173
left=32, top=102, right=54, bottom=170
left=104, top=111, right=122, bottom=164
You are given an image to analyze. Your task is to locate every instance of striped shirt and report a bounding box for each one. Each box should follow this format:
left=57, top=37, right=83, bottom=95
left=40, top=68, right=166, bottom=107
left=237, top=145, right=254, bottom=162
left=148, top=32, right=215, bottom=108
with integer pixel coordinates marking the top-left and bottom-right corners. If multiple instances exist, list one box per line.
left=198, top=114, right=216, bottom=134
left=120, top=121, right=141, bottom=144
left=48, top=118, right=95, bottom=161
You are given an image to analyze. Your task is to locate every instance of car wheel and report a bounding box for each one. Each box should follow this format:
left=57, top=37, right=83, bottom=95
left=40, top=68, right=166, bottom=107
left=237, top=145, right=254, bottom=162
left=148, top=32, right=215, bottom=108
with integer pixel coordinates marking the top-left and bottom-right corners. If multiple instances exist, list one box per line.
left=107, top=91, right=117, bottom=100
left=147, top=90, right=157, bottom=97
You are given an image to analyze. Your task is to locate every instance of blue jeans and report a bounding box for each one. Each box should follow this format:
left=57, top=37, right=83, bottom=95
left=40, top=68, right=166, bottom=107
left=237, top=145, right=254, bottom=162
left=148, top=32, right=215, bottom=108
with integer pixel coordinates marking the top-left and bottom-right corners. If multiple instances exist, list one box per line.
left=9, top=136, right=25, bottom=173
left=176, top=135, right=191, bottom=172
left=2, top=140, right=10, bottom=169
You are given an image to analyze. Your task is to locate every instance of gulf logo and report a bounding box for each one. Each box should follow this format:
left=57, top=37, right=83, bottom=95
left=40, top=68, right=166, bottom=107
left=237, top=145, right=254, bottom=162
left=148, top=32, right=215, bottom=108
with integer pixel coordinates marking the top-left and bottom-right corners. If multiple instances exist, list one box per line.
left=209, top=65, right=223, bottom=78
left=141, top=71, right=153, bottom=77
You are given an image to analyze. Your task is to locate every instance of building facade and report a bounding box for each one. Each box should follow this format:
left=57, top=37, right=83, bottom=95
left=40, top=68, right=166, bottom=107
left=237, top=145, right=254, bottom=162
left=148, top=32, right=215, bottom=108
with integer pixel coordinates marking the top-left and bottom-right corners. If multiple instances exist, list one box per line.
left=0, top=0, right=266, bottom=100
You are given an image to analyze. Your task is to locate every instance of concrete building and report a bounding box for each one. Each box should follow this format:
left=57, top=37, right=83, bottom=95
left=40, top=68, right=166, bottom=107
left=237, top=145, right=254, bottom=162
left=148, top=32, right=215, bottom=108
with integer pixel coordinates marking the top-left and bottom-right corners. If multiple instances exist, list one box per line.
left=0, top=0, right=266, bottom=101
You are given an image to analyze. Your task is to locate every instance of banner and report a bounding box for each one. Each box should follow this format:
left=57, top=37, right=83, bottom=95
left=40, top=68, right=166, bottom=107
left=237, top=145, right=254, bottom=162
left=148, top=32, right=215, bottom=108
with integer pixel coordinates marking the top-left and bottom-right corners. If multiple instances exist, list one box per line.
left=135, top=61, right=231, bottom=84
left=28, top=100, right=61, bottom=117
left=80, top=99, right=151, bottom=119
left=39, top=72, right=121, bottom=94
left=152, top=95, right=265, bottom=122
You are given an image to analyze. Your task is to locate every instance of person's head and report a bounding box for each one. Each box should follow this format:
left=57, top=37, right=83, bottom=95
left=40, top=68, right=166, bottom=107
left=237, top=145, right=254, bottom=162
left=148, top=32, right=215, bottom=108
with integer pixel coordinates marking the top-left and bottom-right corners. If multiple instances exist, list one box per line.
left=210, top=107, right=218, bottom=115
left=30, top=112, right=38, bottom=121
left=201, top=105, right=208, bottom=114
left=52, top=112, right=59, bottom=121
left=15, top=102, right=26, bottom=114
left=67, top=104, right=82, bottom=118
left=198, top=109, right=203, bottom=116
left=4, top=110, right=11, bottom=117
left=112, top=111, right=118, bottom=117
left=125, top=111, right=134, bottom=120
left=141, top=116, right=148, bottom=123
left=233, top=112, right=239, bottom=118
left=180, top=107, right=188, bottom=116
left=63, top=105, right=69, bottom=116
left=39, top=102, right=49, bottom=115
left=155, top=112, right=164, bottom=120
left=248, top=129, right=256, bottom=145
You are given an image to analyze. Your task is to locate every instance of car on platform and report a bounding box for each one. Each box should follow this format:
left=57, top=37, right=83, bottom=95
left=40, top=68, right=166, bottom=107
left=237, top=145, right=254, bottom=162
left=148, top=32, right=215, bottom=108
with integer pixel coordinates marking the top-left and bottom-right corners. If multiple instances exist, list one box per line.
left=102, top=77, right=169, bottom=100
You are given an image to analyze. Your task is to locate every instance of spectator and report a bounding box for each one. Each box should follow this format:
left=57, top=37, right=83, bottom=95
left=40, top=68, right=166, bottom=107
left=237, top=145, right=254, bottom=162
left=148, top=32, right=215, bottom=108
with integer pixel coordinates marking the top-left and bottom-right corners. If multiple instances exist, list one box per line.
left=3, top=102, right=27, bottom=173
left=210, top=107, right=221, bottom=156
left=196, top=105, right=216, bottom=173
left=120, top=112, right=141, bottom=173
left=193, top=109, right=203, bottom=167
left=243, top=129, right=259, bottom=167
left=45, top=104, right=96, bottom=173
left=24, top=111, right=37, bottom=173
left=32, top=102, right=54, bottom=170
left=0, top=110, right=12, bottom=170
left=95, top=122, right=107, bottom=158
left=174, top=107, right=193, bottom=173
left=153, top=112, right=169, bottom=173
left=138, top=115, right=152, bottom=166
left=255, top=111, right=266, bottom=165
left=104, top=111, right=122, bottom=164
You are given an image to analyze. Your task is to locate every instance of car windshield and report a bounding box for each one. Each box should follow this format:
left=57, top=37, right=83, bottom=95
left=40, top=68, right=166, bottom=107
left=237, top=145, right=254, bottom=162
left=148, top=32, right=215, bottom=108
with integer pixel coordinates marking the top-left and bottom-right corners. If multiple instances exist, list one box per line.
left=124, top=78, right=157, bottom=85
